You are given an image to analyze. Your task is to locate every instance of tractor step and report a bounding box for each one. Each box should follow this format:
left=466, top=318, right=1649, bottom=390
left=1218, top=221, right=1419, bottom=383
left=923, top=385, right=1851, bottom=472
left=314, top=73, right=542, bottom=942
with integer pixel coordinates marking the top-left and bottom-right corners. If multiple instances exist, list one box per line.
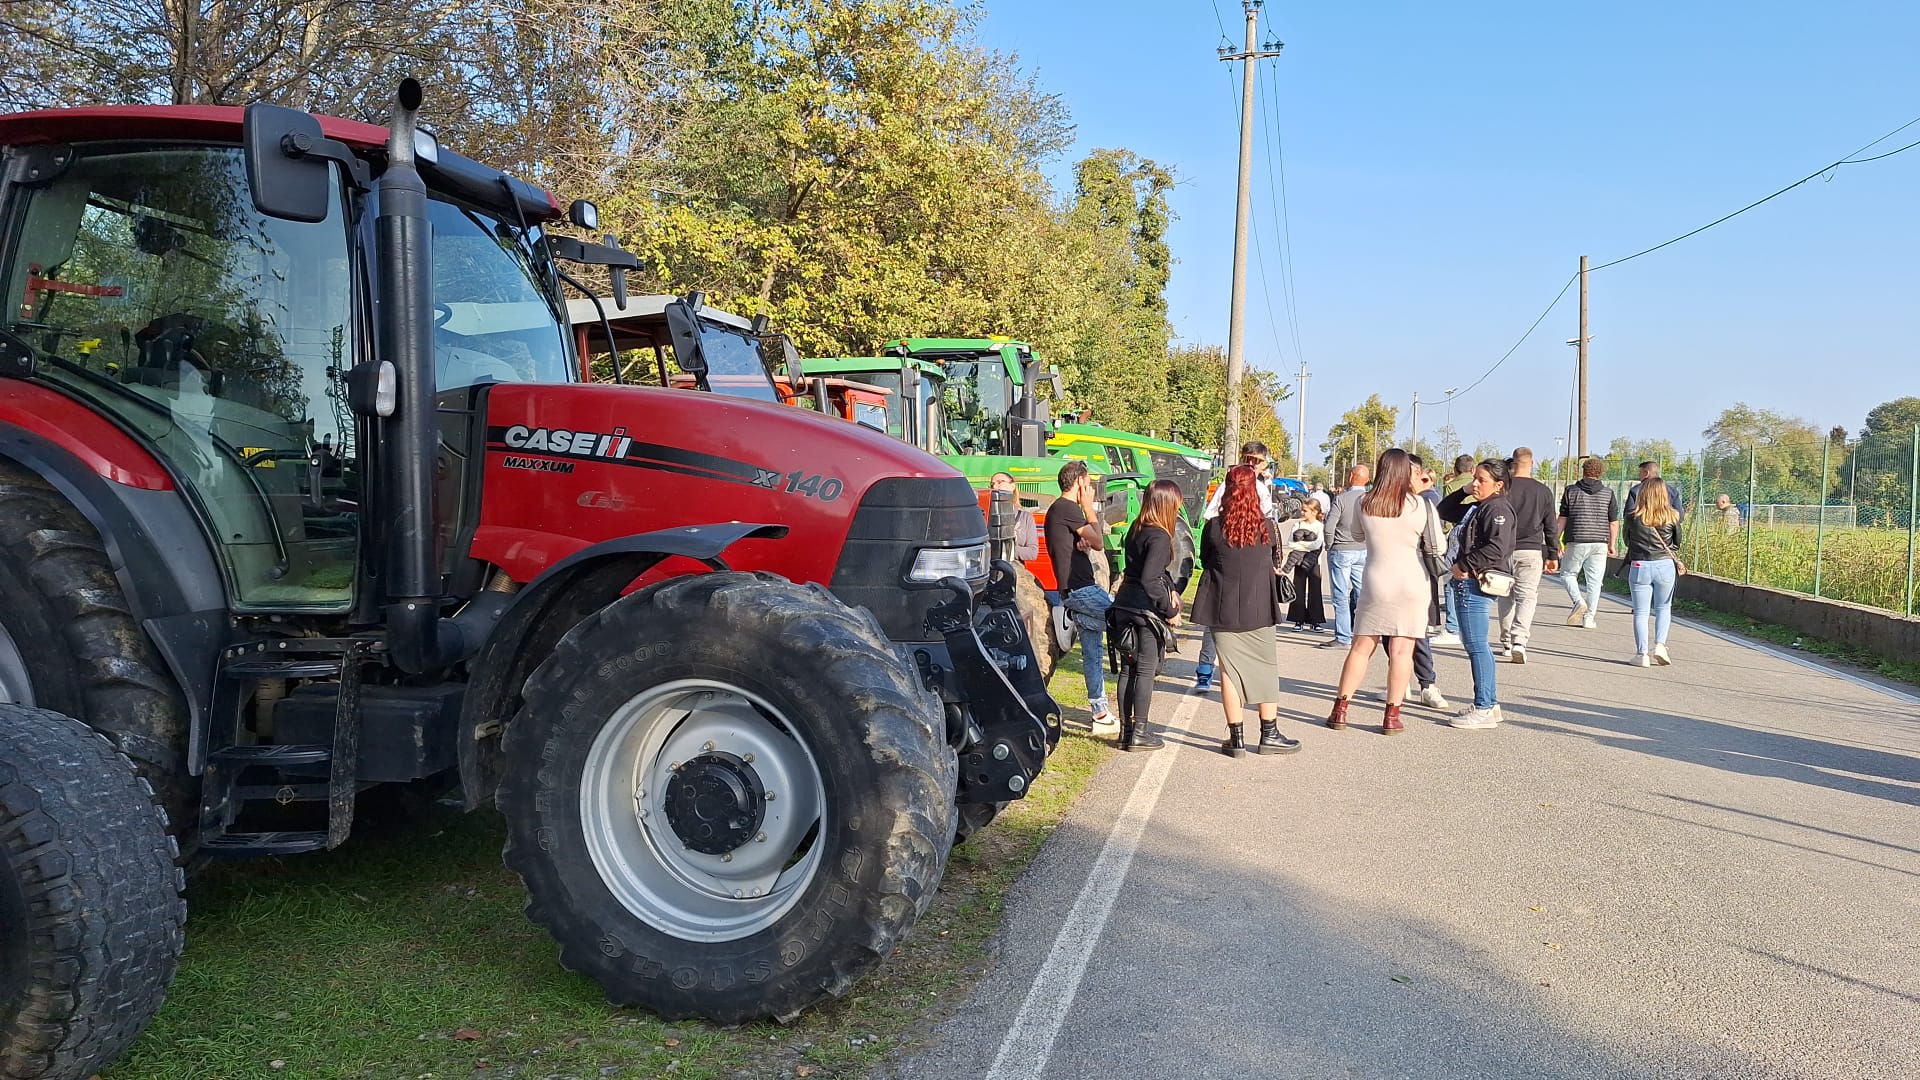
left=222, top=658, right=344, bottom=679
left=232, top=783, right=331, bottom=803
left=211, top=743, right=332, bottom=767
left=199, top=830, right=329, bottom=857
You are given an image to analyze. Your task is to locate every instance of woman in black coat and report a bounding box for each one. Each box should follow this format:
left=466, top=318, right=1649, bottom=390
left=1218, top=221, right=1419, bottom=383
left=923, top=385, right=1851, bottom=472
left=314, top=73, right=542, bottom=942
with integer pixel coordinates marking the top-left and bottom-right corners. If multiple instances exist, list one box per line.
left=1191, top=466, right=1301, bottom=758
left=1437, top=459, right=1517, bottom=730
left=1106, top=480, right=1185, bottom=751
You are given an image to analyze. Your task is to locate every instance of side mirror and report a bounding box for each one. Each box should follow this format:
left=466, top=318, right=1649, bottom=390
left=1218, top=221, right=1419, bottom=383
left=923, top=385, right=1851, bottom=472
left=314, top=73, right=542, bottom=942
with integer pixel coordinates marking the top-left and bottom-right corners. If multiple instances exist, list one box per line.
left=663, top=299, right=708, bottom=376
left=243, top=104, right=333, bottom=222
left=569, top=200, right=599, bottom=230
left=1010, top=416, right=1046, bottom=458
left=781, top=335, right=802, bottom=379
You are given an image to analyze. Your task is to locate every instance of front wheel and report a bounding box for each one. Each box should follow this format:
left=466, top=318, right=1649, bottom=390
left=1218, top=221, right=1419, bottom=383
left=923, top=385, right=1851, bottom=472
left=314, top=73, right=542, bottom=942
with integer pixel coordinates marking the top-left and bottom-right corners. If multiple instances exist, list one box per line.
left=499, top=572, right=957, bottom=1023
left=1, top=705, right=184, bottom=1080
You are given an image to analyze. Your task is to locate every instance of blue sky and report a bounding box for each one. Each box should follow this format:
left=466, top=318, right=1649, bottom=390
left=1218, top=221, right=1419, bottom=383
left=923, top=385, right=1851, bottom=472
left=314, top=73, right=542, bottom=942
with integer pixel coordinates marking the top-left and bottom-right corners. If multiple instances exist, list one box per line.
left=975, top=1, right=1919, bottom=459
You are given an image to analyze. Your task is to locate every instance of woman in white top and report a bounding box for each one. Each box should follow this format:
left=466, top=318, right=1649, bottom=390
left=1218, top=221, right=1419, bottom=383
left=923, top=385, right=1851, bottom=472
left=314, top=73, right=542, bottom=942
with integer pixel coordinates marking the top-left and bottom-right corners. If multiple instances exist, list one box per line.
left=1282, top=498, right=1326, bottom=630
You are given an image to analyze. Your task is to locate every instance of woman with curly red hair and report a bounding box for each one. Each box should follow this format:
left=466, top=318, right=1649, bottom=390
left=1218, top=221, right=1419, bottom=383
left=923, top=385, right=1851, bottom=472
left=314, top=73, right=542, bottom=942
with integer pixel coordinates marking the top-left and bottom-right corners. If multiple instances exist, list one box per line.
left=1191, top=465, right=1300, bottom=757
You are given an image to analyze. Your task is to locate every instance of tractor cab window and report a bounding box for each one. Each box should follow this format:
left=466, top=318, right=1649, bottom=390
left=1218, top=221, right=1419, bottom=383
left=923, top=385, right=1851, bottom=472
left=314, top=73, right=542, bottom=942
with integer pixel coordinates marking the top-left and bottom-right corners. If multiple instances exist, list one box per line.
left=428, top=199, right=572, bottom=390
left=3, top=145, right=359, bottom=609
left=837, top=370, right=908, bottom=440
left=689, top=320, right=781, bottom=403
left=942, top=358, right=1010, bottom=455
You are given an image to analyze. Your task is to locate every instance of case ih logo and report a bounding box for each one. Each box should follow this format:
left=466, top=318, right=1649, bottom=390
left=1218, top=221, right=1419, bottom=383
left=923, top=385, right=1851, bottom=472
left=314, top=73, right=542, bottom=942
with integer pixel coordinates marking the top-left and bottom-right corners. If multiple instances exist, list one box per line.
left=501, top=425, right=632, bottom=459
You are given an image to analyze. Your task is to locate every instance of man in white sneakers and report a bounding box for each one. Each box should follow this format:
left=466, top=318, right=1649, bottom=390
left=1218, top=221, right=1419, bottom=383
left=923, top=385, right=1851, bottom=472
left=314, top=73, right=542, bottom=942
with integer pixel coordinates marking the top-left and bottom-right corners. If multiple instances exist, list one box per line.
left=1556, top=456, right=1620, bottom=628
left=1496, top=448, right=1559, bottom=663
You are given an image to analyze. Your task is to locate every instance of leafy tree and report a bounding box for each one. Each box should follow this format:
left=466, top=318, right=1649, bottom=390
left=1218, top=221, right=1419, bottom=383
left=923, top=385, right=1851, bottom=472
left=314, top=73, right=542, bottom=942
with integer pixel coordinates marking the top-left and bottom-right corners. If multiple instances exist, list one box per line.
left=1321, top=395, right=1398, bottom=476
left=1164, top=346, right=1290, bottom=459
left=1431, top=423, right=1462, bottom=468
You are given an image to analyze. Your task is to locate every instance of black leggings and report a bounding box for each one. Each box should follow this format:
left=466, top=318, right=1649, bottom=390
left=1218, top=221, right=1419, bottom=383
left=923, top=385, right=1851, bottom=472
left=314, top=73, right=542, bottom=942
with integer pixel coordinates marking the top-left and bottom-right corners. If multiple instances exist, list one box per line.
left=1115, top=619, right=1164, bottom=731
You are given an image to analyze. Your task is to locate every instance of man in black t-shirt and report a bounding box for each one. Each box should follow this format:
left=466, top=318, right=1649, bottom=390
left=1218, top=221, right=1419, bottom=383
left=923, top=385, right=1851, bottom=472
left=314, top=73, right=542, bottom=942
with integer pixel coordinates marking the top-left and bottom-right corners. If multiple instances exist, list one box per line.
left=1046, top=460, right=1114, bottom=728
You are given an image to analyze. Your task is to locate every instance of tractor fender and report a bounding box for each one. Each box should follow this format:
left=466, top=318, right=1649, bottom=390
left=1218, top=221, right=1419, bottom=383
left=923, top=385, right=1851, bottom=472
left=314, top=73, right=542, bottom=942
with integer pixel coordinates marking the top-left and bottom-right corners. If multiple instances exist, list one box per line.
left=0, top=426, right=228, bottom=741
left=454, top=521, right=788, bottom=810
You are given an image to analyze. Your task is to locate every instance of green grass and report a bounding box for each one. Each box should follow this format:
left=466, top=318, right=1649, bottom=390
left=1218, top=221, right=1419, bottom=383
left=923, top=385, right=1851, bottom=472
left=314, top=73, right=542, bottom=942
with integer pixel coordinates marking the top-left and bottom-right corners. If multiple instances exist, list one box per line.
left=1682, top=525, right=1918, bottom=613
left=1601, top=575, right=1920, bottom=690
left=108, top=670, right=1116, bottom=1080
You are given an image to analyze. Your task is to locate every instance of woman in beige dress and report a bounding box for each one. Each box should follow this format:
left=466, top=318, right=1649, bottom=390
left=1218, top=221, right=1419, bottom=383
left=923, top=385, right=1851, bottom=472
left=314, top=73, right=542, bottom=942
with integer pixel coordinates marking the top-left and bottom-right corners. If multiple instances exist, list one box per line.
left=1327, top=448, right=1443, bottom=735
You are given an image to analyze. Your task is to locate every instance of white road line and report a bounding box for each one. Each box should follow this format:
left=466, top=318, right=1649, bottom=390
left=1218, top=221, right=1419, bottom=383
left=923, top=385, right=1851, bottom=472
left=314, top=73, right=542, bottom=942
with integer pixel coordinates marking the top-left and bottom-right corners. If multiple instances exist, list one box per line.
left=1599, top=594, right=1920, bottom=706
left=983, top=689, right=1200, bottom=1080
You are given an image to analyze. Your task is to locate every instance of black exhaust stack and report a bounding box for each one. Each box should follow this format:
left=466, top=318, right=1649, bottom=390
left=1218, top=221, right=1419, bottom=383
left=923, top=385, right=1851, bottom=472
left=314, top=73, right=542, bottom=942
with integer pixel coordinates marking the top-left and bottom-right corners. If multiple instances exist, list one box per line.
left=377, top=79, right=462, bottom=672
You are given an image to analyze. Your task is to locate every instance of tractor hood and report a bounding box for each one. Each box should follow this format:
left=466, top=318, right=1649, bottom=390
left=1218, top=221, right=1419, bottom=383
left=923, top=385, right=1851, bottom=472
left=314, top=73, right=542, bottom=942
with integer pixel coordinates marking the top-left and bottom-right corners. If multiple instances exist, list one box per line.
left=469, top=382, right=974, bottom=586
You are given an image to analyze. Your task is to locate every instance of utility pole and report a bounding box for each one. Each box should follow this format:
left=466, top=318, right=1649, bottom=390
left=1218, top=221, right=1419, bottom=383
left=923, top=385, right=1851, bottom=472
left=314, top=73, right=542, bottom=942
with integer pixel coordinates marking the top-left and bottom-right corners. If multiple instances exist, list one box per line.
left=1410, top=391, right=1420, bottom=449
left=1218, top=1, right=1282, bottom=459
left=1295, top=362, right=1308, bottom=480
left=1577, top=254, right=1589, bottom=456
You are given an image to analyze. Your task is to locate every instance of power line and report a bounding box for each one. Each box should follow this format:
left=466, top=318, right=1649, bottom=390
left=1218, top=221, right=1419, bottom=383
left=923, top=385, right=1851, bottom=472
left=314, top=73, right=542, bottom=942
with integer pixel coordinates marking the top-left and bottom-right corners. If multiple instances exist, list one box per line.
left=1258, top=52, right=1308, bottom=371
left=1435, top=112, right=1920, bottom=404
left=1441, top=272, right=1580, bottom=403
left=1214, top=31, right=1290, bottom=370
left=1589, top=112, right=1920, bottom=272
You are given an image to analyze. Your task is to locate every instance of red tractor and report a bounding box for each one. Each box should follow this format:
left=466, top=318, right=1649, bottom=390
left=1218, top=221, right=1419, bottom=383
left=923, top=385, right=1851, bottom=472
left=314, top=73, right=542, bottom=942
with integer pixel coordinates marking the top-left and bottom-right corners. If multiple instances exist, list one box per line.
left=0, top=83, right=1057, bottom=1078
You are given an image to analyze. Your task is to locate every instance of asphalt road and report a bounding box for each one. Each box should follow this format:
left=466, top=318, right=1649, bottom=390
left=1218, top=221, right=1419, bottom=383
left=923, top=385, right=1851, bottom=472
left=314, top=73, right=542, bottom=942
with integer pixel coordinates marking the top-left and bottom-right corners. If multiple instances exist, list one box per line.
left=886, top=589, right=1920, bottom=1080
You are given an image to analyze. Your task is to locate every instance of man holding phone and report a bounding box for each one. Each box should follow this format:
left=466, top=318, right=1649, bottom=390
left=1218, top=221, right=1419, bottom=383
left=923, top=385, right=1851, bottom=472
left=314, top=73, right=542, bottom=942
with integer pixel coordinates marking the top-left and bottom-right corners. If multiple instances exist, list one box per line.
left=1046, top=460, right=1116, bottom=730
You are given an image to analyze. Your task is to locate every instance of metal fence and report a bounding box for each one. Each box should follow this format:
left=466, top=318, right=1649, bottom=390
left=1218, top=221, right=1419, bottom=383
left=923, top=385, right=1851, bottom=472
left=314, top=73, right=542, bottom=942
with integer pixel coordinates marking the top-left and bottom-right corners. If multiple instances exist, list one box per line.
left=1536, top=427, right=1920, bottom=616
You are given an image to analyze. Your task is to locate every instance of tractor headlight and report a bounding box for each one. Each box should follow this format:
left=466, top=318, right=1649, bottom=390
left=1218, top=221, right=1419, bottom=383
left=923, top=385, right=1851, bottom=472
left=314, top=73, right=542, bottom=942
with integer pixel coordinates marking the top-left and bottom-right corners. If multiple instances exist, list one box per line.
left=907, top=543, right=989, bottom=584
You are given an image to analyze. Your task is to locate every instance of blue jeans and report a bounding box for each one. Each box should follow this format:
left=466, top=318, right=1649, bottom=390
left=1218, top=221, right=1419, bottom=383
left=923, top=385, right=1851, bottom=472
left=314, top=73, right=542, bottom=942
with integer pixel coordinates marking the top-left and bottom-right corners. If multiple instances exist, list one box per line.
left=1450, top=577, right=1498, bottom=709
left=1327, top=549, right=1368, bottom=644
left=1442, top=576, right=1460, bottom=633
left=1197, top=627, right=1216, bottom=669
left=1628, top=559, right=1676, bottom=655
left=1063, top=584, right=1112, bottom=714
left=1558, top=542, right=1609, bottom=616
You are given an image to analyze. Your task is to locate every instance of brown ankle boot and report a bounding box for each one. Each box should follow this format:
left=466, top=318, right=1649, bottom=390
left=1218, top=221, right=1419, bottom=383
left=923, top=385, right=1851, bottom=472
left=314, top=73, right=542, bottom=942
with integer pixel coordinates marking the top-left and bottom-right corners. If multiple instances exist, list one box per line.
left=1382, top=703, right=1405, bottom=735
left=1327, top=697, right=1350, bottom=730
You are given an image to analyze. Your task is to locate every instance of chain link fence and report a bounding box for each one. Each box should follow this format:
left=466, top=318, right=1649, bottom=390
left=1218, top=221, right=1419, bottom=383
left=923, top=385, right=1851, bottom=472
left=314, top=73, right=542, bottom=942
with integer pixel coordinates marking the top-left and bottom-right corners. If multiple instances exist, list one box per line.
left=1538, top=428, right=1920, bottom=615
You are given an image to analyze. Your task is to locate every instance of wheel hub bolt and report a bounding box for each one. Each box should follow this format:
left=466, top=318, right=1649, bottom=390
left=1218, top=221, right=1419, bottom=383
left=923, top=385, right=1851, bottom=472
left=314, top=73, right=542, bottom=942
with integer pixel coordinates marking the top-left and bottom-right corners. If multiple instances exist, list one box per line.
left=743, top=753, right=755, bottom=763
left=765, top=790, right=776, bottom=801
left=756, top=832, right=767, bottom=843
left=992, top=743, right=1010, bottom=761
left=1008, top=775, right=1026, bottom=792
left=722, top=852, right=732, bottom=862
left=702, top=741, right=715, bottom=752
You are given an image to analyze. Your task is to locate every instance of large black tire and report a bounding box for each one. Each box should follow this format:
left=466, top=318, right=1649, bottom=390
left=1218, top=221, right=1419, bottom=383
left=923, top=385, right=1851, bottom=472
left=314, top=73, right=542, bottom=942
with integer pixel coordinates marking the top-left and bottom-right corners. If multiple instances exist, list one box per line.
left=0, top=463, right=192, bottom=846
left=498, top=572, right=958, bottom=1023
left=0, top=705, right=184, bottom=1080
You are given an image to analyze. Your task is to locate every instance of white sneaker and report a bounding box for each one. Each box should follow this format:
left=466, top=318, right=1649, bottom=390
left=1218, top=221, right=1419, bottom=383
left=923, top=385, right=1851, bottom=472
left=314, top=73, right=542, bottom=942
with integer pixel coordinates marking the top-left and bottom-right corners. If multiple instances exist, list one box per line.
left=1652, top=644, right=1672, bottom=666
left=1415, top=685, right=1449, bottom=710
left=1430, top=632, right=1462, bottom=646
left=1448, top=706, right=1499, bottom=730
left=1581, top=617, right=1596, bottom=629
left=1090, top=712, right=1120, bottom=732
left=1510, top=644, right=1527, bottom=664
left=1490, top=704, right=1506, bottom=725
left=1566, top=606, right=1587, bottom=626
left=1630, top=653, right=1651, bottom=668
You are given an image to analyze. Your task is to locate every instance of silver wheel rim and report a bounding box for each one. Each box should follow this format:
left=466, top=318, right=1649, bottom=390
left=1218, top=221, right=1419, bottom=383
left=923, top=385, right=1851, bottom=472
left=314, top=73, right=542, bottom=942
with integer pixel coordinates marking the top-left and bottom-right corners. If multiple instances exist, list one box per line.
left=580, top=678, right=826, bottom=942
left=0, top=620, right=32, bottom=706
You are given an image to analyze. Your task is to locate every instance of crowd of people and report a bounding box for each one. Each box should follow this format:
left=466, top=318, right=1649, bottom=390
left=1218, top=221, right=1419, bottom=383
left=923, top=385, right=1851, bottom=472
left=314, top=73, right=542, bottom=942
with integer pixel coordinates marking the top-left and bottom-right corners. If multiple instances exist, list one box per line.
left=1041, top=443, right=1692, bottom=755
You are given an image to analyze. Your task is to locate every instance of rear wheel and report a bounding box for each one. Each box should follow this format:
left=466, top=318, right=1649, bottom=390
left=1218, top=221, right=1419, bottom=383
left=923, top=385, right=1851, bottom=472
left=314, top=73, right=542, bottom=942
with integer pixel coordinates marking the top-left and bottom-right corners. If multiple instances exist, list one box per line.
left=0, top=462, right=192, bottom=846
left=1012, top=565, right=1062, bottom=683
left=0, top=704, right=184, bottom=1080
left=499, top=572, right=957, bottom=1022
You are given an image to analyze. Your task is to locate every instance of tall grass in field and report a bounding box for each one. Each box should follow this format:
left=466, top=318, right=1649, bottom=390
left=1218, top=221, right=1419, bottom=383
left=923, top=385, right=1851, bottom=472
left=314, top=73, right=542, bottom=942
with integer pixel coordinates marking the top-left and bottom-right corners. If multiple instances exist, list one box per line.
left=1684, top=523, right=1917, bottom=613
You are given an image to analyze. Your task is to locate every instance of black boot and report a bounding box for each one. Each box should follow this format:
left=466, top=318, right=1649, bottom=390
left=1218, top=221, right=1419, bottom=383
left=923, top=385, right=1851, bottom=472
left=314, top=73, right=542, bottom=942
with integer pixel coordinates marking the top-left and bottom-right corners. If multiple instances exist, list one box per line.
left=1220, top=722, right=1248, bottom=758
left=1258, top=719, right=1301, bottom=755
left=1122, top=718, right=1165, bottom=752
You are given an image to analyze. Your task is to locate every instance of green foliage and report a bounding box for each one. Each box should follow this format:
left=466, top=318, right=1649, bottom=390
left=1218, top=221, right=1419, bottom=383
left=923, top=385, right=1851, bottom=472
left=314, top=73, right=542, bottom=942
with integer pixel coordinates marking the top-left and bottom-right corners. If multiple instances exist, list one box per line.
left=1322, top=394, right=1399, bottom=474
left=1164, top=345, right=1291, bottom=458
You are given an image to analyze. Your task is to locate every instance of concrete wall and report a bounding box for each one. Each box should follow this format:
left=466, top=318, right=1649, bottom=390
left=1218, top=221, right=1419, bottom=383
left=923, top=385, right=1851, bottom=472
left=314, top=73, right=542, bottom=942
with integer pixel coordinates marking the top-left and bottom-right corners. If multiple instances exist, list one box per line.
left=1608, top=559, right=1920, bottom=659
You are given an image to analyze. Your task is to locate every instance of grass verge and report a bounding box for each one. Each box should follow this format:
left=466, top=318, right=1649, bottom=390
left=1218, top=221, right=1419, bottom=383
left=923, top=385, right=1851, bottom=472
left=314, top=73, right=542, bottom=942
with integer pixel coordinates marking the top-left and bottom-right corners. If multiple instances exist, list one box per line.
left=107, top=663, right=1115, bottom=1080
left=1601, top=576, right=1920, bottom=690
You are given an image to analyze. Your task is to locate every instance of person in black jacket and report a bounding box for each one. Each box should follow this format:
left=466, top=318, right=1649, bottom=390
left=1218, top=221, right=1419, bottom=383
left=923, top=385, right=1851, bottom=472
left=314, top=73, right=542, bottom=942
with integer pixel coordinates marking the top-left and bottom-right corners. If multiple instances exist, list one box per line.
left=1438, top=459, right=1517, bottom=730
left=1495, top=448, right=1560, bottom=664
left=1106, top=480, right=1185, bottom=751
left=1192, top=466, right=1300, bottom=757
